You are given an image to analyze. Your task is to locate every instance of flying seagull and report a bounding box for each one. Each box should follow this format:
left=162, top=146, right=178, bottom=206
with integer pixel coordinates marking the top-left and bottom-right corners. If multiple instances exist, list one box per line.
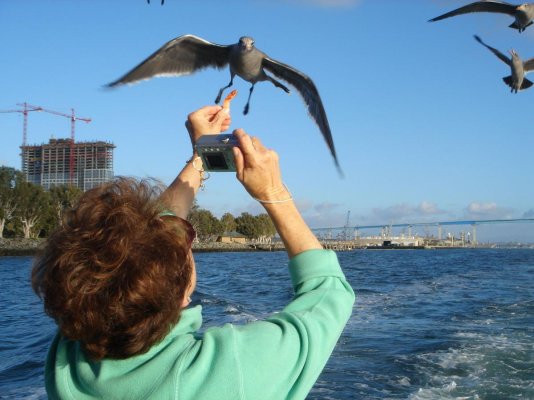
left=107, top=34, right=340, bottom=172
left=147, top=0, right=164, bottom=4
left=429, top=1, right=534, bottom=33
left=474, top=35, right=534, bottom=93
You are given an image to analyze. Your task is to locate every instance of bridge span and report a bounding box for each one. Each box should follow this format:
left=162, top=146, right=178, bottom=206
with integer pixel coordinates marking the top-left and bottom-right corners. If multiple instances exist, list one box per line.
left=312, top=218, right=534, bottom=244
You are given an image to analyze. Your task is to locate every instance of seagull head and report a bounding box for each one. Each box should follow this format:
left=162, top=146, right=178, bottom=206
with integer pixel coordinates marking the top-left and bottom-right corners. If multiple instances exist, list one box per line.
left=238, top=37, right=255, bottom=51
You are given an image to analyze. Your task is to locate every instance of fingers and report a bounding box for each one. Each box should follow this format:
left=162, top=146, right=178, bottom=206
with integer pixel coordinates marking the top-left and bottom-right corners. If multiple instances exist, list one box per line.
left=209, top=107, right=231, bottom=133
left=233, top=129, right=267, bottom=154
left=207, top=107, right=225, bottom=122
left=231, top=129, right=284, bottom=202
left=233, top=129, right=256, bottom=157
left=204, top=105, right=224, bottom=118
left=251, top=136, right=266, bottom=152
left=220, top=115, right=232, bottom=132
left=187, top=105, right=232, bottom=143
left=188, top=105, right=225, bottom=125
left=233, top=146, right=244, bottom=182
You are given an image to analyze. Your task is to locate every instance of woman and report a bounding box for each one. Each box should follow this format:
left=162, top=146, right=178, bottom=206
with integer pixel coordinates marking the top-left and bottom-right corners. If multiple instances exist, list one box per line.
left=32, top=104, right=355, bottom=400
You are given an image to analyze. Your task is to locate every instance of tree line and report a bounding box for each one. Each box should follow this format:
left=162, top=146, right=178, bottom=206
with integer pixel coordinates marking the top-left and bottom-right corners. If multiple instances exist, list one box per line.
left=0, top=166, right=275, bottom=241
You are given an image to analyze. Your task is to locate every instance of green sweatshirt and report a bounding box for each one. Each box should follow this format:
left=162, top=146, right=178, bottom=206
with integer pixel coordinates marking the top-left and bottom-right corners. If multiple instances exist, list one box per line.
left=45, top=249, right=355, bottom=400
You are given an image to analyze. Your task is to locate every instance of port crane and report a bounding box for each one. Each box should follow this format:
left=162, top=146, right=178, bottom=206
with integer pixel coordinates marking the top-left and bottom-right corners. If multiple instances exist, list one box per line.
left=16, top=103, right=91, bottom=184
left=343, top=210, right=351, bottom=240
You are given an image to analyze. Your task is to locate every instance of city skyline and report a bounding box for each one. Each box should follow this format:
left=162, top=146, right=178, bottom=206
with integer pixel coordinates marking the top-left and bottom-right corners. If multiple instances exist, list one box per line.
left=19, top=137, right=115, bottom=191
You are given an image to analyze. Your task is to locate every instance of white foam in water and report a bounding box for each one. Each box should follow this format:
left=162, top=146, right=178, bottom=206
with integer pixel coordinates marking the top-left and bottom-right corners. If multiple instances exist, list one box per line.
left=398, top=376, right=411, bottom=387
left=223, top=305, right=260, bottom=323
left=224, top=305, right=239, bottom=314
left=437, top=348, right=483, bottom=370
left=409, top=384, right=482, bottom=400
left=407, top=329, right=533, bottom=399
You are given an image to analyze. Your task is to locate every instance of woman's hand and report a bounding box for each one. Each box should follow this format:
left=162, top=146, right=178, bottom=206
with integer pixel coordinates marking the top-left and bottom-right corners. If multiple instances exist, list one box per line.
left=160, top=105, right=230, bottom=219
left=185, top=105, right=231, bottom=150
left=232, top=128, right=290, bottom=202
left=232, top=128, right=321, bottom=257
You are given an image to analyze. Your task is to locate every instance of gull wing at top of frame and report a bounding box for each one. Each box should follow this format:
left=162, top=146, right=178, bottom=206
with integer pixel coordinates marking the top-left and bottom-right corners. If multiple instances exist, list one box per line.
left=429, top=1, right=517, bottom=22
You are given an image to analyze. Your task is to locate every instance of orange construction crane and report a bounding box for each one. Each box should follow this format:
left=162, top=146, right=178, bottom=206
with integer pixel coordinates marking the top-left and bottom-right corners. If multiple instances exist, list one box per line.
left=17, top=103, right=91, bottom=184
left=0, top=102, right=43, bottom=146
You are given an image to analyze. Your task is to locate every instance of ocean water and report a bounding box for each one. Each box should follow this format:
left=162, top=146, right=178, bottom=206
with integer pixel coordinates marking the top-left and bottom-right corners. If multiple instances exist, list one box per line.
left=1, top=249, right=533, bottom=399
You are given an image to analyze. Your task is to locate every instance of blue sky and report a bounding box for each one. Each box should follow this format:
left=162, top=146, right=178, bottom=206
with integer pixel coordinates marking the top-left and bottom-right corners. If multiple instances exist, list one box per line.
left=1, top=0, right=533, bottom=241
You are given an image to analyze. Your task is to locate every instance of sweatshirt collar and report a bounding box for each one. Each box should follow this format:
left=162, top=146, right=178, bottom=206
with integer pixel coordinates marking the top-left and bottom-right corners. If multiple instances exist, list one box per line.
left=167, top=305, right=203, bottom=337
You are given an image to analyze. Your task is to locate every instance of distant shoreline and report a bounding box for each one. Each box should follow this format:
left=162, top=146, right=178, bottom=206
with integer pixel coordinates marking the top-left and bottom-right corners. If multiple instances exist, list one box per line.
left=0, top=238, right=286, bottom=257
left=1, top=238, right=531, bottom=257
left=0, top=239, right=44, bottom=257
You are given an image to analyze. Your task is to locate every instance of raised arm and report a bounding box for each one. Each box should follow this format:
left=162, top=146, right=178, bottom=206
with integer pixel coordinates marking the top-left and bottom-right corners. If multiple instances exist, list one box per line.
left=232, top=128, right=322, bottom=257
left=181, top=133, right=354, bottom=399
left=160, top=105, right=231, bottom=219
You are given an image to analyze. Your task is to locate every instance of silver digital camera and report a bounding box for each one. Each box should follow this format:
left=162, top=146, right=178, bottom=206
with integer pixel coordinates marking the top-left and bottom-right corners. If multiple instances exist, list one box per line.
left=195, top=134, right=238, bottom=172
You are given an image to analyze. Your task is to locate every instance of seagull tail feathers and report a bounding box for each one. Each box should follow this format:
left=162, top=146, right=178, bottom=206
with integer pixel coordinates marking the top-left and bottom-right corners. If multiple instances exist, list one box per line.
left=509, top=22, right=520, bottom=31
left=502, top=76, right=515, bottom=89
left=521, top=78, right=534, bottom=90
left=501, top=76, right=533, bottom=91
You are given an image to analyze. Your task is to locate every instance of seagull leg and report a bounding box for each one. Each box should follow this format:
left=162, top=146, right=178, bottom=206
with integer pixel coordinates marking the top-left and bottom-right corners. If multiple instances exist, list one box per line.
left=244, top=84, right=255, bottom=115
left=268, top=76, right=290, bottom=93
left=215, top=76, right=234, bottom=104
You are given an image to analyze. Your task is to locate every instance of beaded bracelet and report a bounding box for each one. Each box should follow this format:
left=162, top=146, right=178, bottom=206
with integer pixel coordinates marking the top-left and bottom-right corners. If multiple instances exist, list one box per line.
left=187, top=156, right=210, bottom=190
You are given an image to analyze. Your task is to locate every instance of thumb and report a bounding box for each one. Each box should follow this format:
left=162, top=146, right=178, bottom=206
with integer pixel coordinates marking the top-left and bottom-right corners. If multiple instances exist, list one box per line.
left=233, top=146, right=245, bottom=182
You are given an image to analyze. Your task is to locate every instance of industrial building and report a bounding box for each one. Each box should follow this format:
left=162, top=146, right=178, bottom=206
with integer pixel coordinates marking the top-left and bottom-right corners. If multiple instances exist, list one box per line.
left=21, top=138, right=115, bottom=191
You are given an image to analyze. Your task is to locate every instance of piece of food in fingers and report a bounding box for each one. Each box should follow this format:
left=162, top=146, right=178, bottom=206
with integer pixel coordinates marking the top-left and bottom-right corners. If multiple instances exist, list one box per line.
left=222, top=90, right=237, bottom=111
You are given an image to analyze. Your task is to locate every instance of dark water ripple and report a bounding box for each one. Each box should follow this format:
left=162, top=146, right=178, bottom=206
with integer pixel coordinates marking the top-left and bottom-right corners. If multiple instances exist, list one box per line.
left=1, top=249, right=533, bottom=399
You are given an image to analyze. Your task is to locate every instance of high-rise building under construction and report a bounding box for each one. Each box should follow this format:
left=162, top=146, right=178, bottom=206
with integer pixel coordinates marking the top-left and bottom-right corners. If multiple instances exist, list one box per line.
left=21, top=138, right=115, bottom=191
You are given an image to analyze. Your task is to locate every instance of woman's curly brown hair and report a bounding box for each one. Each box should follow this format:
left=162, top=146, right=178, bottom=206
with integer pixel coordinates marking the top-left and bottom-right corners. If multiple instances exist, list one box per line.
left=32, top=177, right=193, bottom=361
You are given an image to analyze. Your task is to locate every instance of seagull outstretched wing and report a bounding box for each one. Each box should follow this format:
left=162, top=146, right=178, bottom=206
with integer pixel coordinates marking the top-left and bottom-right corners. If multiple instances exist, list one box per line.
left=262, top=56, right=339, bottom=170
left=523, top=58, right=534, bottom=72
left=429, top=1, right=517, bottom=22
left=107, top=35, right=231, bottom=87
left=474, top=35, right=511, bottom=66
